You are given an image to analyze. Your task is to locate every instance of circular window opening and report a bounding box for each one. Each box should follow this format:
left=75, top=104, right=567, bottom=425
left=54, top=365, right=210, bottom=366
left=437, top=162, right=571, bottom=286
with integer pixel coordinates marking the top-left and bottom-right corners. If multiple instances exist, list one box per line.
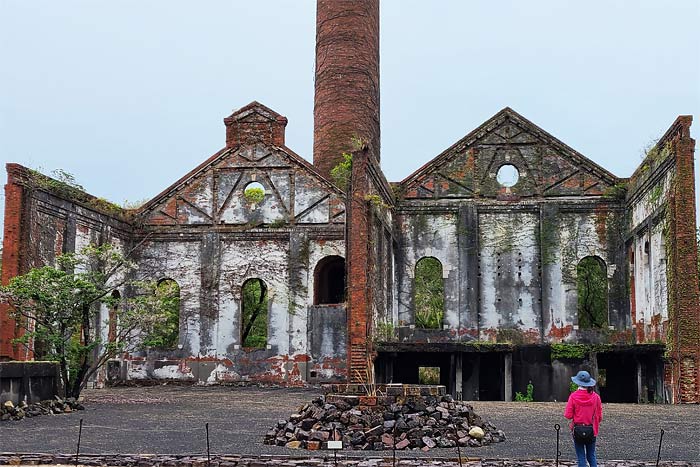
left=496, top=164, right=519, bottom=187
left=244, top=182, right=265, bottom=204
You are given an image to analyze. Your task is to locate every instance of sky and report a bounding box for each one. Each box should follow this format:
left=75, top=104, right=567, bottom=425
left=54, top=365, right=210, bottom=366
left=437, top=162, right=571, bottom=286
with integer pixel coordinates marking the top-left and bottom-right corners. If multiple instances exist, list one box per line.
left=1, top=1, right=699, bottom=240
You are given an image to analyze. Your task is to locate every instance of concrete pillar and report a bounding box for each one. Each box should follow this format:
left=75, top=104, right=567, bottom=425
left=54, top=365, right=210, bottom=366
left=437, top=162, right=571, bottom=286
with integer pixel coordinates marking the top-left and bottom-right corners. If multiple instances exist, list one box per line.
left=455, top=353, right=463, bottom=400
left=637, top=359, right=643, bottom=403
left=504, top=353, right=513, bottom=402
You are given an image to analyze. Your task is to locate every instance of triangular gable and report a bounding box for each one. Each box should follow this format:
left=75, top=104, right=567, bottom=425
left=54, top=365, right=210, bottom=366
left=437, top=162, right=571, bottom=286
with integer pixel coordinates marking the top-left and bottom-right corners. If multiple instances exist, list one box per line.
left=138, top=102, right=345, bottom=227
left=140, top=143, right=345, bottom=226
left=400, top=108, right=619, bottom=200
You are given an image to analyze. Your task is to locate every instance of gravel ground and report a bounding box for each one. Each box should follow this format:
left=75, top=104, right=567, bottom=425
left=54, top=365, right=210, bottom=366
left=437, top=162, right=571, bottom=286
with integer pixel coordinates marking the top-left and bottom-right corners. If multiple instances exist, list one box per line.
left=0, top=385, right=698, bottom=462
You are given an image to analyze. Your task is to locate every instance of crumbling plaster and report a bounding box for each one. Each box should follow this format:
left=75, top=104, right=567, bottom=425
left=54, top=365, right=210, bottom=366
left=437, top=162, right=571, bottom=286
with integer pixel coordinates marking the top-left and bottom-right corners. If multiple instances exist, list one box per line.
left=393, top=203, right=623, bottom=345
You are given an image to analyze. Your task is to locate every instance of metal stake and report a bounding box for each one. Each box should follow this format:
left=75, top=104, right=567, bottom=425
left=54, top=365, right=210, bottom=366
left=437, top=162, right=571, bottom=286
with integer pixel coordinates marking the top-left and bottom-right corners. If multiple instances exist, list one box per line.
left=205, top=423, right=211, bottom=467
left=75, top=418, right=83, bottom=467
left=457, top=443, right=463, bottom=467
left=554, top=423, right=561, bottom=467
left=392, top=424, right=397, bottom=467
left=656, top=428, right=665, bottom=467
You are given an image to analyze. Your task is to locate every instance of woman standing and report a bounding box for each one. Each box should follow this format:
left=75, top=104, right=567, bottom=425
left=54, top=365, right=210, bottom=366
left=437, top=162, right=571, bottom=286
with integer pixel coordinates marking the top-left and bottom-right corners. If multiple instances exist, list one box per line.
left=564, top=370, right=603, bottom=467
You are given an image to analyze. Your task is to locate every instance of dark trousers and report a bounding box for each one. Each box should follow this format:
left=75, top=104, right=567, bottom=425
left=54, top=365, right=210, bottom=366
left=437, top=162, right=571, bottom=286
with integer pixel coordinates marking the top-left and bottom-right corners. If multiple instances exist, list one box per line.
left=573, top=436, right=597, bottom=467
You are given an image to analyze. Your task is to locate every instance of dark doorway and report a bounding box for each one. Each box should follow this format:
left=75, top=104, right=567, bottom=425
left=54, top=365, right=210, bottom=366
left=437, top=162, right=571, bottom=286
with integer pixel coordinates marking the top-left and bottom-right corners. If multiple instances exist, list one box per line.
left=376, top=352, right=454, bottom=394
left=314, top=256, right=346, bottom=304
left=597, top=352, right=638, bottom=403
left=638, top=353, right=664, bottom=403
left=478, top=353, right=505, bottom=401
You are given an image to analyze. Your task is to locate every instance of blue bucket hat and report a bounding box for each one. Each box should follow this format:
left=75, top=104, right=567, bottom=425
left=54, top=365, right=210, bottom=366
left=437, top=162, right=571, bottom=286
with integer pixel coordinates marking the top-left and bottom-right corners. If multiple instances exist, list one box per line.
left=571, top=370, right=596, bottom=387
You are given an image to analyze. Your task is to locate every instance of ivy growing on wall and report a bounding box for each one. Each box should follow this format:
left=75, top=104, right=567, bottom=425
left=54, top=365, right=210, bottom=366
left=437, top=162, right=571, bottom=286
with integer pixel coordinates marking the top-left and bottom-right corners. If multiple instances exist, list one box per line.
left=330, top=153, right=353, bottom=191
left=550, top=343, right=589, bottom=361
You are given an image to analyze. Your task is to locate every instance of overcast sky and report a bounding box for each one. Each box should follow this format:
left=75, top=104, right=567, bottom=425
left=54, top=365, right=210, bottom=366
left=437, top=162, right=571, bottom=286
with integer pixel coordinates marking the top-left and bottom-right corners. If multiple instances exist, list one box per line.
left=1, top=1, right=699, bottom=240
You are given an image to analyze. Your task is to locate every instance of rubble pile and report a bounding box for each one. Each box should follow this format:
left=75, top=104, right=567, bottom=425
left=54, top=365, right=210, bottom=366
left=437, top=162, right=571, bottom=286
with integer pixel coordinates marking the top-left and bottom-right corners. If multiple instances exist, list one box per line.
left=264, top=385, right=506, bottom=451
left=0, top=397, right=85, bottom=421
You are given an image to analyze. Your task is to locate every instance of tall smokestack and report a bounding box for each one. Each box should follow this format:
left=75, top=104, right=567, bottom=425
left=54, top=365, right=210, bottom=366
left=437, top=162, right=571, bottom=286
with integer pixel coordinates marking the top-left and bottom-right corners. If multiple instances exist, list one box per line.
left=313, top=0, right=380, bottom=181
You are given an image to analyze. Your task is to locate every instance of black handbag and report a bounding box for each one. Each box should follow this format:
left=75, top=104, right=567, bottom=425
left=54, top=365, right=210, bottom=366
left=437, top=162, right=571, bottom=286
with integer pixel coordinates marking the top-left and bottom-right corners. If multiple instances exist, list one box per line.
left=573, top=424, right=594, bottom=442
left=572, top=404, right=596, bottom=443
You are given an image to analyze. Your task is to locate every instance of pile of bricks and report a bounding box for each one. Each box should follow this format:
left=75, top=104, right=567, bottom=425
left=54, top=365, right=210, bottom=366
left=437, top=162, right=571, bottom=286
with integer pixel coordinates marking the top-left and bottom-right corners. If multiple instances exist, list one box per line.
left=264, top=385, right=505, bottom=451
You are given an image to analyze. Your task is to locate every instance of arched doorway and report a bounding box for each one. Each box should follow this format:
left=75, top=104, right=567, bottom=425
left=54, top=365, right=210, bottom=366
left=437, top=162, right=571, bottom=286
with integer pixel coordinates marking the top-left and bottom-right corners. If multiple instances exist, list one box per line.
left=314, top=256, right=346, bottom=305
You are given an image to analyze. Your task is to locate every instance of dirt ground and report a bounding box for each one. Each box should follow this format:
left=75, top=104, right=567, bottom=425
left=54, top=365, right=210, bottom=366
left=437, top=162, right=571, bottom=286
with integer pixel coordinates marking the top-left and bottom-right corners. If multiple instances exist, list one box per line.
left=0, top=386, right=698, bottom=462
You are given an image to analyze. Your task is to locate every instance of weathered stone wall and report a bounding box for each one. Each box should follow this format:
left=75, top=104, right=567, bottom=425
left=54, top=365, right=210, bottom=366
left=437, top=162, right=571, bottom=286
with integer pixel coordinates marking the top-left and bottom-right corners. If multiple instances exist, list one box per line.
left=0, top=362, right=59, bottom=404
left=628, top=163, right=674, bottom=344
left=393, top=109, right=628, bottom=346
left=124, top=235, right=346, bottom=384
left=0, top=164, right=133, bottom=361
left=1, top=103, right=350, bottom=386
left=109, top=104, right=350, bottom=385
left=627, top=116, right=700, bottom=403
left=2, top=100, right=695, bottom=403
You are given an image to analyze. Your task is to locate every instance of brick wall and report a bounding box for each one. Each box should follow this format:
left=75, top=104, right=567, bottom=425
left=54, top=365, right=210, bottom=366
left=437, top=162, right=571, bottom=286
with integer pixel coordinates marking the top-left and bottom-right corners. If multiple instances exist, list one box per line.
left=0, top=165, right=27, bottom=360
left=664, top=116, right=700, bottom=403
left=313, top=0, right=380, bottom=180
left=346, top=146, right=394, bottom=382
left=224, top=101, right=287, bottom=148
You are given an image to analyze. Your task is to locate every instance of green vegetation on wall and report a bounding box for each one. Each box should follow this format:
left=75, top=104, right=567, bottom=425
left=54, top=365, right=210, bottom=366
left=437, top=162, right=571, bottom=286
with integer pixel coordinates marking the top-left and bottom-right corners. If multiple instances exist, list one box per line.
left=142, top=280, right=181, bottom=349
left=244, top=187, right=265, bottom=204
left=373, top=320, right=395, bottom=342
left=28, top=168, right=124, bottom=216
left=418, top=367, right=440, bottom=385
left=241, top=279, right=268, bottom=348
left=577, top=256, right=609, bottom=329
left=330, top=153, right=353, bottom=191
left=602, top=182, right=628, bottom=201
left=414, top=257, right=444, bottom=329
left=540, top=216, right=559, bottom=265
left=550, top=343, right=589, bottom=361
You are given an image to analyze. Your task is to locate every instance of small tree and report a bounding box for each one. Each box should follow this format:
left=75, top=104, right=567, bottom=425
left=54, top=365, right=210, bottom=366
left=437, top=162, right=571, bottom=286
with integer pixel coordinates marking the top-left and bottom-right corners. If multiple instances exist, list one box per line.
left=0, top=243, right=174, bottom=399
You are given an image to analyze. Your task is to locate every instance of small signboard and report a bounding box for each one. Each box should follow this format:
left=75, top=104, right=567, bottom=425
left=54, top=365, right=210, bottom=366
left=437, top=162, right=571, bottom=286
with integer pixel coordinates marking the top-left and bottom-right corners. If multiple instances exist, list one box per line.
left=327, top=441, right=343, bottom=450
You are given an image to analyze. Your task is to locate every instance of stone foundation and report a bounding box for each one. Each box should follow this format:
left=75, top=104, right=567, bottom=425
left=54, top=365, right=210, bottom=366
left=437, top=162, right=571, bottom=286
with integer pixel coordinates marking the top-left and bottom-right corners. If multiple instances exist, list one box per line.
left=0, top=453, right=696, bottom=467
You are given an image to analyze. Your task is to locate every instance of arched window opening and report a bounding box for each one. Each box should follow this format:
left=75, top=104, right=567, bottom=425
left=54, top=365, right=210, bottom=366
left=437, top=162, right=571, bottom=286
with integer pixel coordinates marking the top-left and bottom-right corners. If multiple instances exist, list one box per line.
left=241, top=278, right=268, bottom=348
left=314, top=256, right=346, bottom=305
left=577, top=256, right=608, bottom=329
left=414, top=257, right=444, bottom=329
left=108, top=290, right=120, bottom=343
left=143, top=279, right=181, bottom=349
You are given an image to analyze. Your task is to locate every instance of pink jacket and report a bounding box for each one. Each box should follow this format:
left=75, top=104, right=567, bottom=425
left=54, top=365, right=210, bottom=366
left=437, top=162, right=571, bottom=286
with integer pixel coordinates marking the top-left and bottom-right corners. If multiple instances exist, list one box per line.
left=564, top=389, right=603, bottom=436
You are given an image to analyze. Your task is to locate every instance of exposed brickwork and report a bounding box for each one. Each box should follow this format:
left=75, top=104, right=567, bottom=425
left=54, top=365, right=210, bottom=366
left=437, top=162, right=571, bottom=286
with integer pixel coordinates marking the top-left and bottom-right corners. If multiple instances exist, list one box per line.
left=224, top=101, right=288, bottom=149
left=346, top=145, right=394, bottom=382
left=1, top=0, right=698, bottom=404
left=313, top=0, right=380, bottom=180
left=0, top=165, right=27, bottom=360
left=346, top=148, right=372, bottom=381
left=664, top=116, right=700, bottom=403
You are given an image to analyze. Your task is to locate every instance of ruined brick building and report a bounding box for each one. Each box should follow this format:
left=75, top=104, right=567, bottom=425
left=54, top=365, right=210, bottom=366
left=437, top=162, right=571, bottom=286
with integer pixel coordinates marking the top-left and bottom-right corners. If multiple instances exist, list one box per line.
left=2, top=0, right=699, bottom=403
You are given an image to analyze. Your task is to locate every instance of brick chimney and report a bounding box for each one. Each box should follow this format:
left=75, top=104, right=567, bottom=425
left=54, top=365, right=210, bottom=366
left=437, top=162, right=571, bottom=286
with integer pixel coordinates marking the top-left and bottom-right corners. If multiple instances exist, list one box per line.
left=313, top=0, right=380, bottom=181
left=224, top=101, right=288, bottom=148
